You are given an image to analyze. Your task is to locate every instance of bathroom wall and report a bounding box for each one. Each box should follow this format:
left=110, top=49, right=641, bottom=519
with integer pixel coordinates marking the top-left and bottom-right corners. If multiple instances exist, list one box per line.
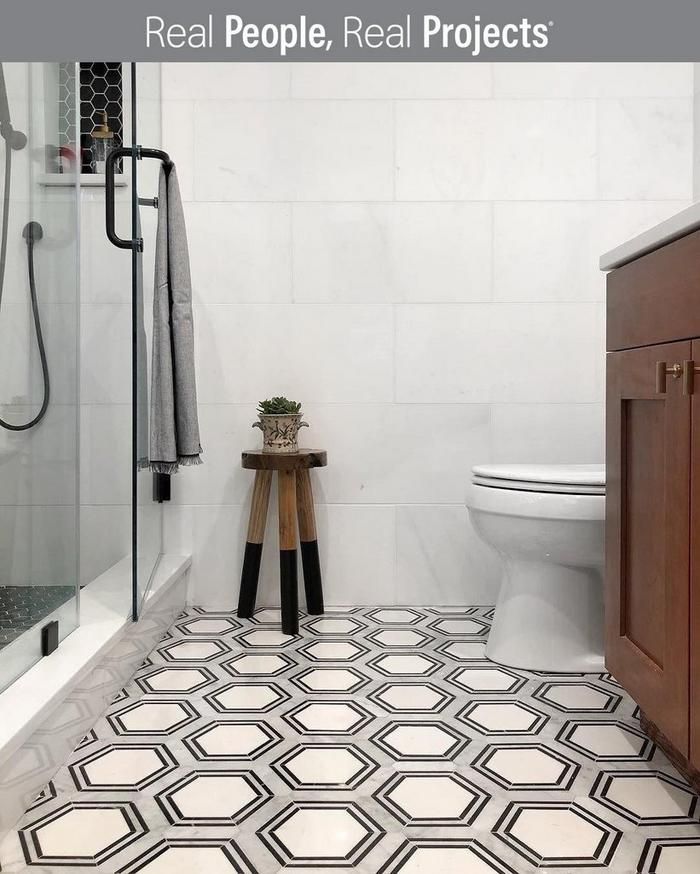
left=159, top=62, right=694, bottom=607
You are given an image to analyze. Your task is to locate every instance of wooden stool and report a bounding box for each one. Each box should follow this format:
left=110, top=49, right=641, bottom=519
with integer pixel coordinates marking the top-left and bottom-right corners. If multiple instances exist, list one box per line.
left=237, top=449, right=327, bottom=635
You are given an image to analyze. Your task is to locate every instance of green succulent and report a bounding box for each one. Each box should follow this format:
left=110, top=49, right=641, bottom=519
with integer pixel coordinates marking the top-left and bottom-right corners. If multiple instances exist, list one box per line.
left=257, top=397, right=302, bottom=415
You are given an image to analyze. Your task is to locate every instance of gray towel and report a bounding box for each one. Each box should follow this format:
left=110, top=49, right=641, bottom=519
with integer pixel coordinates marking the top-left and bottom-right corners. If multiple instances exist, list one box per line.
left=135, top=209, right=150, bottom=470
left=149, top=164, right=202, bottom=473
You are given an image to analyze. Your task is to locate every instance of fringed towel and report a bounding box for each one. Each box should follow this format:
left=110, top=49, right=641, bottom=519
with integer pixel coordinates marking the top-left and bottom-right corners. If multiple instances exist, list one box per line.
left=149, top=164, right=202, bottom=474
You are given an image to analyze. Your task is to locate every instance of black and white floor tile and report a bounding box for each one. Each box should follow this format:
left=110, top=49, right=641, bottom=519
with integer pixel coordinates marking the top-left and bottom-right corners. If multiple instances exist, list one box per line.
left=2, top=605, right=700, bottom=873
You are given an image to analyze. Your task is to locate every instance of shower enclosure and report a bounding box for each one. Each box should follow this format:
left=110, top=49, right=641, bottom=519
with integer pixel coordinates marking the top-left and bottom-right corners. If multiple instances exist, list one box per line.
left=0, top=63, right=80, bottom=690
left=0, top=62, right=165, bottom=693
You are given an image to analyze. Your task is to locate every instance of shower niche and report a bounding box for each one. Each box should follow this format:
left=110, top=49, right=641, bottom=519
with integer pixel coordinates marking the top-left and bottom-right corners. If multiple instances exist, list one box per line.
left=41, top=62, right=126, bottom=185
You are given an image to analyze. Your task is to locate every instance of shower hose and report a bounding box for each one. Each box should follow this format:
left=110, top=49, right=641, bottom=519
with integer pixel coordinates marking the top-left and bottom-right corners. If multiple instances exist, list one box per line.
left=0, top=140, right=49, bottom=431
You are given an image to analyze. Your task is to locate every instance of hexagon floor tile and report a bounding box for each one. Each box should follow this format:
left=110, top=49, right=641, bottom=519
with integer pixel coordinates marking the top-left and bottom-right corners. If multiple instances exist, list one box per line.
left=471, top=743, right=580, bottom=791
left=493, top=801, right=622, bottom=868
left=3, top=605, right=700, bottom=874
left=156, top=770, right=271, bottom=826
left=18, top=801, right=147, bottom=866
left=373, top=772, right=490, bottom=826
left=272, top=743, right=379, bottom=790
left=69, top=744, right=178, bottom=791
left=378, top=838, right=516, bottom=874
left=118, top=838, right=256, bottom=874
left=258, top=800, right=384, bottom=867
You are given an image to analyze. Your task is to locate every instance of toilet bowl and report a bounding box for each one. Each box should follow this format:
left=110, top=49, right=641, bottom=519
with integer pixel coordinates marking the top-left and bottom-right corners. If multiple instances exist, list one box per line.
left=467, top=463, right=605, bottom=673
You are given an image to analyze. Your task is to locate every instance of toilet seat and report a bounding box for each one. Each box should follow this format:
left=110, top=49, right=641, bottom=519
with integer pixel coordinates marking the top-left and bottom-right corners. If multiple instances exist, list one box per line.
left=472, top=464, right=605, bottom=496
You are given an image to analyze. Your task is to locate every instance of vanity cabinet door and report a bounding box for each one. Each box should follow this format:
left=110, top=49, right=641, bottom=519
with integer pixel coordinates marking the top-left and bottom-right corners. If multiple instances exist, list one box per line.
left=606, top=341, right=692, bottom=755
left=691, top=340, right=700, bottom=769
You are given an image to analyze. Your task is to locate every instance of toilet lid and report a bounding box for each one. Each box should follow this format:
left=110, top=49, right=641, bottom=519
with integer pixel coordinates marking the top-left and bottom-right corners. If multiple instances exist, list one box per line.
left=472, top=464, right=605, bottom=495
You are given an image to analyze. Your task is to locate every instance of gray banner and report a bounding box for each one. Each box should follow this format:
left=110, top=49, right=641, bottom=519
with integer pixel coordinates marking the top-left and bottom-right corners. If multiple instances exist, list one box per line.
left=1, top=0, right=699, bottom=61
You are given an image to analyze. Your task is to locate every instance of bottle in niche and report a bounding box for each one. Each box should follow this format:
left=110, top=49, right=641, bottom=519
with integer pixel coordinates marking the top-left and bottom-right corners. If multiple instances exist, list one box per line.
left=90, top=111, right=114, bottom=174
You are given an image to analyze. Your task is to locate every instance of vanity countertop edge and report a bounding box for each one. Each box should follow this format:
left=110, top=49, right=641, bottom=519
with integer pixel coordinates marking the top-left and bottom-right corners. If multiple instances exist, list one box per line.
left=600, top=202, right=700, bottom=271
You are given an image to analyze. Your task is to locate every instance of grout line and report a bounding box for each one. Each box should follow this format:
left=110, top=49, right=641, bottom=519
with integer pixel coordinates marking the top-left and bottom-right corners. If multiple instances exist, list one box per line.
left=289, top=203, right=295, bottom=304
left=391, top=99, right=397, bottom=202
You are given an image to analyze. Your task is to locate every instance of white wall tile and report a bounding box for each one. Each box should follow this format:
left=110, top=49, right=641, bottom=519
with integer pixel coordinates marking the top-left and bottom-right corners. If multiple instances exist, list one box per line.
left=396, top=101, right=597, bottom=201
left=169, top=405, right=260, bottom=506
left=195, top=304, right=394, bottom=404
left=0, top=404, right=77, bottom=507
left=291, top=62, right=492, bottom=99
left=0, top=506, right=77, bottom=586
left=80, top=201, right=132, bottom=304
left=486, top=101, right=597, bottom=200
left=162, top=504, right=194, bottom=555
left=490, top=403, right=604, bottom=464
left=79, top=506, right=130, bottom=586
left=396, top=303, right=604, bottom=404
left=161, top=100, right=195, bottom=201
left=396, top=505, right=500, bottom=605
left=162, top=63, right=290, bottom=100
left=494, top=203, right=599, bottom=302
left=186, top=203, right=291, bottom=304
left=292, top=203, right=492, bottom=303
left=494, top=201, right=690, bottom=303
left=80, top=304, right=130, bottom=404
left=303, top=403, right=490, bottom=504
left=0, top=404, right=78, bottom=507
left=598, top=99, right=693, bottom=199
left=0, top=303, right=77, bottom=408
left=194, top=100, right=394, bottom=201
left=493, top=63, right=693, bottom=99
left=0, top=200, right=31, bottom=304
left=313, top=505, right=396, bottom=606
left=187, top=504, right=256, bottom=609
left=79, top=405, right=130, bottom=505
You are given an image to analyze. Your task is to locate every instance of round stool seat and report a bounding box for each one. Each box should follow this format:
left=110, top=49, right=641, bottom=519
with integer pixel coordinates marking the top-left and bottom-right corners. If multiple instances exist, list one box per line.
left=242, top=449, right=327, bottom=470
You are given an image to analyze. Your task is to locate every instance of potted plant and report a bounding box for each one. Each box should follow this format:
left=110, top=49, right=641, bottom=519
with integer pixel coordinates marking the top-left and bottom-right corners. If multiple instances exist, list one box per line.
left=253, top=397, right=308, bottom=454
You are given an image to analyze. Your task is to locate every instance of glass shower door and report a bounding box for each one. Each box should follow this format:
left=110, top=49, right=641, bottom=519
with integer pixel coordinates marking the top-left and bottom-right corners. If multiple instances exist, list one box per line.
left=0, top=62, right=80, bottom=691
left=126, top=63, right=163, bottom=615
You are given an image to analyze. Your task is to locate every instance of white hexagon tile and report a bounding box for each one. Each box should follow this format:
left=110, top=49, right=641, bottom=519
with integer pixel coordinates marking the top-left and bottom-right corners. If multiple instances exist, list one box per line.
left=1, top=605, right=699, bottom=873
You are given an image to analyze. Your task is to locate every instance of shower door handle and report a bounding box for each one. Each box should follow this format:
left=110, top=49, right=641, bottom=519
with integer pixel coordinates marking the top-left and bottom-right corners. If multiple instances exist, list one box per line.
left=105, top=147, right=134, bottom=250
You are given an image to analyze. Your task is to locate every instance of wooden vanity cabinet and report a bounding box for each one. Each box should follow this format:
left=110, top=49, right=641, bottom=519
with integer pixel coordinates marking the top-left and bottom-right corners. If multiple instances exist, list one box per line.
left=606, top=229, right=700, bottom=787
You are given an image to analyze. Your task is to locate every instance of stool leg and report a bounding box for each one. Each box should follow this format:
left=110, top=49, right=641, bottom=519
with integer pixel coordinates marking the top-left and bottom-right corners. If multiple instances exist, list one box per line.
left=296, top=468, right=324, bottom=615
left=278, top=470, right=299, bottom=635
left=237, top=470, right=272, bottom=619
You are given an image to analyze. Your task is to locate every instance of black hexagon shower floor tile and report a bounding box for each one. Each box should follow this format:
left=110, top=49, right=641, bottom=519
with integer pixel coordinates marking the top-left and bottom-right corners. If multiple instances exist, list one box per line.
left=1, top=606, right=699, bottom=873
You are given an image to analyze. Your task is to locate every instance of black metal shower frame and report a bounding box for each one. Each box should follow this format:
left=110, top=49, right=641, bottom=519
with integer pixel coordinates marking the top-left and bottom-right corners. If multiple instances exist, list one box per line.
left=104, top=64, right=170, bottom=621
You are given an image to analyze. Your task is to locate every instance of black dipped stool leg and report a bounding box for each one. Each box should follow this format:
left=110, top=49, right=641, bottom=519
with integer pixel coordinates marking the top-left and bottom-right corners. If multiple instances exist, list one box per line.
left=300, top=541, right=324, bottom=615
left=237, top=470, right=272, bottom=618
left=280, top=549, right=299, bottom=635
left=296, top=468, right=324, bottom=615
left=278, top=470, right=299, bottom=635
left=238, top=542, right=263, bottom=618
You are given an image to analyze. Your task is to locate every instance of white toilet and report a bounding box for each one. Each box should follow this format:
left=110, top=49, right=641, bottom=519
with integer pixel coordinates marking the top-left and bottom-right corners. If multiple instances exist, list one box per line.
left=467, top=463, right=605, bottom=673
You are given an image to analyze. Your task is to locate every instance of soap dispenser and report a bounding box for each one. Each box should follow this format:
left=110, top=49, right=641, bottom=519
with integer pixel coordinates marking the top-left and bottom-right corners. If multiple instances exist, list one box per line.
left=91, top=111, right=114, bottom=174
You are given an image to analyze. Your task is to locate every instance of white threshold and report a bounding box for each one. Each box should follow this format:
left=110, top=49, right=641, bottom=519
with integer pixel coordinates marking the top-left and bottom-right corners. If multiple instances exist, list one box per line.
left=0, top=553, right=191, bottom=769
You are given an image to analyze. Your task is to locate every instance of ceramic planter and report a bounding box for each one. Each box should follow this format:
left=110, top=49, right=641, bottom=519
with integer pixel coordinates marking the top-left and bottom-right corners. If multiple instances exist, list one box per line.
left=253, top=413, right=308, bottom=454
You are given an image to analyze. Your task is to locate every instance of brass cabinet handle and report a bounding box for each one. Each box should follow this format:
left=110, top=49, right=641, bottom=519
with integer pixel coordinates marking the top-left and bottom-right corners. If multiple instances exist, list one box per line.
left=656, top=361, right=683, bottom=394
left=682, top=360, right=700, bottom=395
